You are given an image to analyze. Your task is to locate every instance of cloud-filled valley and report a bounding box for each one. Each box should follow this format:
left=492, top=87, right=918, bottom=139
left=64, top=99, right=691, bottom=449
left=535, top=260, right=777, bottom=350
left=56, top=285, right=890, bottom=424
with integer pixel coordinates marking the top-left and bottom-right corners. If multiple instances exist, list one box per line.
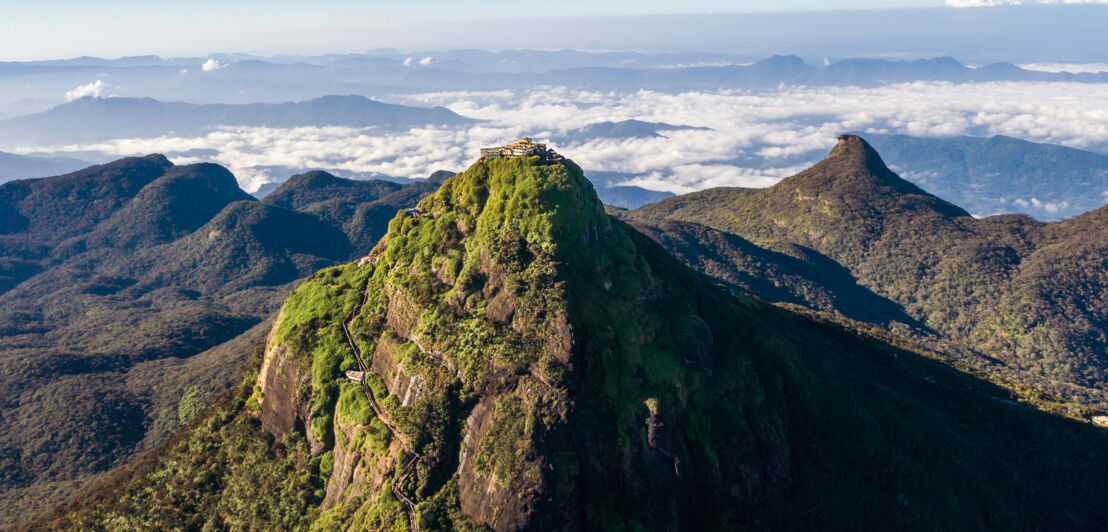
left=13, top=81, right=1105, bottom=205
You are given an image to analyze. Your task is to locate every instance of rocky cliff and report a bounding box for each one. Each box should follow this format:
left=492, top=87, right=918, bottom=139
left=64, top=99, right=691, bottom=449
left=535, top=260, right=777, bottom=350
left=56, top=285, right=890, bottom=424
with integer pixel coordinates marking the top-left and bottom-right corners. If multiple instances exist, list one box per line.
left=39, top=152, right=1108, bottom=531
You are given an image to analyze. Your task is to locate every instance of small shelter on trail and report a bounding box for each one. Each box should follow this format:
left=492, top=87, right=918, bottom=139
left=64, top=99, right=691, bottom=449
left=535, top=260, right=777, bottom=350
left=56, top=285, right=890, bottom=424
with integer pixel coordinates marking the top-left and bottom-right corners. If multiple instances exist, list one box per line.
left=345, top=370, right=367, bottom=383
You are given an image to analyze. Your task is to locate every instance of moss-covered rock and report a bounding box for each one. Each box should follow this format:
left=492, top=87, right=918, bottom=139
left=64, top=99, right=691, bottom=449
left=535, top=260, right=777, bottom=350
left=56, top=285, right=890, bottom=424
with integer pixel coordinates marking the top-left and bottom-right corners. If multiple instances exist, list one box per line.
left=41, top=151, right=1108, bottom=532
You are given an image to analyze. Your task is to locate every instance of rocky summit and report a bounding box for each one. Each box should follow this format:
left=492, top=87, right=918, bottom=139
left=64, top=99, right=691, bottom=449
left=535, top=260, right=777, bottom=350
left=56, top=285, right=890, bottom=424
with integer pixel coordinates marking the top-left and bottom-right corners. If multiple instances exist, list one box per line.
left=38, top=150, right=1108, bottom=531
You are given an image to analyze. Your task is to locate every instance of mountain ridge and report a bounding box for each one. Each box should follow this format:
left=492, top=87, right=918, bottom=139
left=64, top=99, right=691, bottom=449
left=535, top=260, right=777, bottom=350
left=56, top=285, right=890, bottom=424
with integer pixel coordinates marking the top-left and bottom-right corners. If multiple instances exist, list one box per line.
left=0, top=151, right=91, bottom=183
left=0, top=95, right=475, bottom=147
left=34, top=150, right=1108, bottom=531
left=623, top=135, right=1108, bottom=408
left=0, top=156, right=451, bottom=524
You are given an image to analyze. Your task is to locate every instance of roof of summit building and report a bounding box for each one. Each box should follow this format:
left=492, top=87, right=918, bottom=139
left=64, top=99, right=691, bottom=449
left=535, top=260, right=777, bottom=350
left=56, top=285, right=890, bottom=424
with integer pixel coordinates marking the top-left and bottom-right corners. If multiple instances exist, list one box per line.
left=480, top=137, right=562, bottom=161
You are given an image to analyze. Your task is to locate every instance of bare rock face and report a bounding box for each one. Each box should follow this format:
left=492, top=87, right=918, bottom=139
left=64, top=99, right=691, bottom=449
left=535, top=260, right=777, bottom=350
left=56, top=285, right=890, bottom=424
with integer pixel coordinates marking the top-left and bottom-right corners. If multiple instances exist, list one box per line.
left=370, top=333, right=403, bottom=391
left=323, top=417, right=363, bottom=509
left=456, top=397, right=504, bottom=526
left=370, top=333, right=426, bottom=406
left=385, top=285, right=419, bottom=339
left=257, top=317, right=311, bottom=443
left=484, top=291, right=515, bottom=325
left=322, top=417, right=398, bottom=510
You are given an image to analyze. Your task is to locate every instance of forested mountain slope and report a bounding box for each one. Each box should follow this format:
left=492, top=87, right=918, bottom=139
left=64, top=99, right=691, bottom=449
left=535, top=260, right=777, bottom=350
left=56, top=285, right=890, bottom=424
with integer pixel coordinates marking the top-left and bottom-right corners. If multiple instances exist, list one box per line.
left=623, top=135, right=1108, bottom=408
left=37, top=154, right=1108, bottom=531
left=0, top=159, right=442, bottom=523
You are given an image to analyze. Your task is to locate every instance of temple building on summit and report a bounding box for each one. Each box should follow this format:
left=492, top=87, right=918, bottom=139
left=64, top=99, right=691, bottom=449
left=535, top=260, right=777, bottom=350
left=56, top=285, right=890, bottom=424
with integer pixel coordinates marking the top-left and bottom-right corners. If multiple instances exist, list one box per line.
left=480, top=137, right=563, bottom=162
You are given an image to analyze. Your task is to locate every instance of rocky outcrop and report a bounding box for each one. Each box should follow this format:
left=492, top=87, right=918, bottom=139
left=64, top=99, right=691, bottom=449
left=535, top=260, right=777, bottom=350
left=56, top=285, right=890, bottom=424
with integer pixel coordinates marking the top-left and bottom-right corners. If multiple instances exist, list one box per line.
left=323, top=417, right=363, bottom=508
left=322, top=417, right=397, bottom=510
left=385, top=285, right=419, bottom=339
left=456, top=396, right=531, bottom=532
left=370, top=333, right=426, bottom=407
left=256, top=316, right=310, bottom=441
left=256, top=314, right=325, bottom=455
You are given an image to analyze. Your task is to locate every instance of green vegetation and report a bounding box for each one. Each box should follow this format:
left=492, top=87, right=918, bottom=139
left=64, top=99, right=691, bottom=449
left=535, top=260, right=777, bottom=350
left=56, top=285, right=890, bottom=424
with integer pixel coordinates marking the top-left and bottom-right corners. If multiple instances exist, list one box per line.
left=624, top=135, right=1108, bottom=409
left=36, top=150, right=1108, bottom=531
left=0, top=159, right=443, bottom=525
left=30, top=360, right=328, bottom=531
left=473, top=395, right=531, bottom=484
left=336, top=382, right=374, bottom=426
left=176, top=386, right=205, bottom=425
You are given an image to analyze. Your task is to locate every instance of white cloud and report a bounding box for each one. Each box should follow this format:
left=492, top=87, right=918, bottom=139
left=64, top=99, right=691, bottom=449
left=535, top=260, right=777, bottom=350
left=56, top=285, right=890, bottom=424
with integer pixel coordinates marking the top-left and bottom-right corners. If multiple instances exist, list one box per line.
left=179, top=68, right=189, bottom=74
left=401, top=56, right=433, bottom=67
left=618, top=164, right=799, bottom=194
left=201, top=59, right=225, bottom=72
left=1020, top=63, right=1108, bottom=74
left=21, top=81, right=1108, bottom=195
left=65, top=80, right=105, bottom=101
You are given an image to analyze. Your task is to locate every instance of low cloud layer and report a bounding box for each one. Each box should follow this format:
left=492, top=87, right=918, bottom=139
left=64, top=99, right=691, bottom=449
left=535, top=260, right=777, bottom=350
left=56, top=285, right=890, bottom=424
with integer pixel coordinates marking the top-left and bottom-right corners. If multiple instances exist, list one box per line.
left=64, top=80, right=105, bottom=101
left=201, top=59, right=224, bottom=72
left=1019, top=63, right=1108, bottom=73
left=20, top=81, right=1108, bottom=197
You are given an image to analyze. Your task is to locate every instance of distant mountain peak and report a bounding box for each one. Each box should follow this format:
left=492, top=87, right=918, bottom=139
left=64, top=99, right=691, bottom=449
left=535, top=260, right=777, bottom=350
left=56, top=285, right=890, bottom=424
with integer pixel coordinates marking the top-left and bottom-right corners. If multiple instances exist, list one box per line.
left=0, top=96, right=475, bottom=147
left=142, top=153, right=173, bottom=166
left=828, top=134, right=891, bottom=171
left=758, top=54, right=807, bottom=67
left=426, top=169, right=456, bottom=183
left=780, top=134, right=971, bottom=218
left=283, top=169, right=345, bottom=187
left=812, top=134, right=916, bottom=185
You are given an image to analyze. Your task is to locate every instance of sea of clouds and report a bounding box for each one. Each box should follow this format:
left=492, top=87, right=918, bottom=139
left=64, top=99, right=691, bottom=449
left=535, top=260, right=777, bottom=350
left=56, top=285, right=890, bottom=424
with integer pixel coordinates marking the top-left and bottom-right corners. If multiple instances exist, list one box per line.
left=18, top=81, right=1108, bottom=195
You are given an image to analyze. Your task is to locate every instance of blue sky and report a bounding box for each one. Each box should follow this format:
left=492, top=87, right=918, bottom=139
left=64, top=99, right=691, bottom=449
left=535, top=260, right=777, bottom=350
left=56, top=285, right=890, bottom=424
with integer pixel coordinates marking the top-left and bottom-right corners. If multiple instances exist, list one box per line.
left=0, top=0, right=1104, bottom=60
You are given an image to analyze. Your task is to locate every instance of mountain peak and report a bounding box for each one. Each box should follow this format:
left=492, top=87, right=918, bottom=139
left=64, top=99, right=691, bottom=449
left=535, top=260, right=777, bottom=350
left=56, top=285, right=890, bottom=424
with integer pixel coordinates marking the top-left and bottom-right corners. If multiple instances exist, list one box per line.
left=46, top=142, right=1108, bottom=532
left=73, top=161, right=254, bottom=250
left=783, top=133, right=912, bottom=194
left=422, top=155, right=607, bottom=262
left=282, top=169, right=345, bottom=188
left=782, top=134, right=969, bottom=218
left=263, top=170, right=403, bottom=212
left=140, top=153, right=173, bottom=166
left=426, top=169, right=456, bottom=183
left=827, top=134, right=891, bottom=172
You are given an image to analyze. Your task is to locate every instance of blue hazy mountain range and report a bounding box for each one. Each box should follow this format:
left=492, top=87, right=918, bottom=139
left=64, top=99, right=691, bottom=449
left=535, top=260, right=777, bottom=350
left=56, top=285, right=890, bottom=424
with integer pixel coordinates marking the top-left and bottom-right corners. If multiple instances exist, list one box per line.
left=0, top=95, right=472, bottom=147
left=862, top=133, right=1108, bottom=220
left=0, top=151, right=90, bottom=182
left=1, top=52, right=1106, bottom=116
left=558, top=119, right=711, bottom=141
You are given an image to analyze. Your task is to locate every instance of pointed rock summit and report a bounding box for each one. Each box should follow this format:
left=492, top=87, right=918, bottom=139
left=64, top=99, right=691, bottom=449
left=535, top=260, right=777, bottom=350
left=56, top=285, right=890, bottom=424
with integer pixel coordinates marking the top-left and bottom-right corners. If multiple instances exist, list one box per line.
left=828, top=133, right=888, bottom=167
left=45, top=147, right=1108, bottom=532
left=787, top=134, right=965, bottom=211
